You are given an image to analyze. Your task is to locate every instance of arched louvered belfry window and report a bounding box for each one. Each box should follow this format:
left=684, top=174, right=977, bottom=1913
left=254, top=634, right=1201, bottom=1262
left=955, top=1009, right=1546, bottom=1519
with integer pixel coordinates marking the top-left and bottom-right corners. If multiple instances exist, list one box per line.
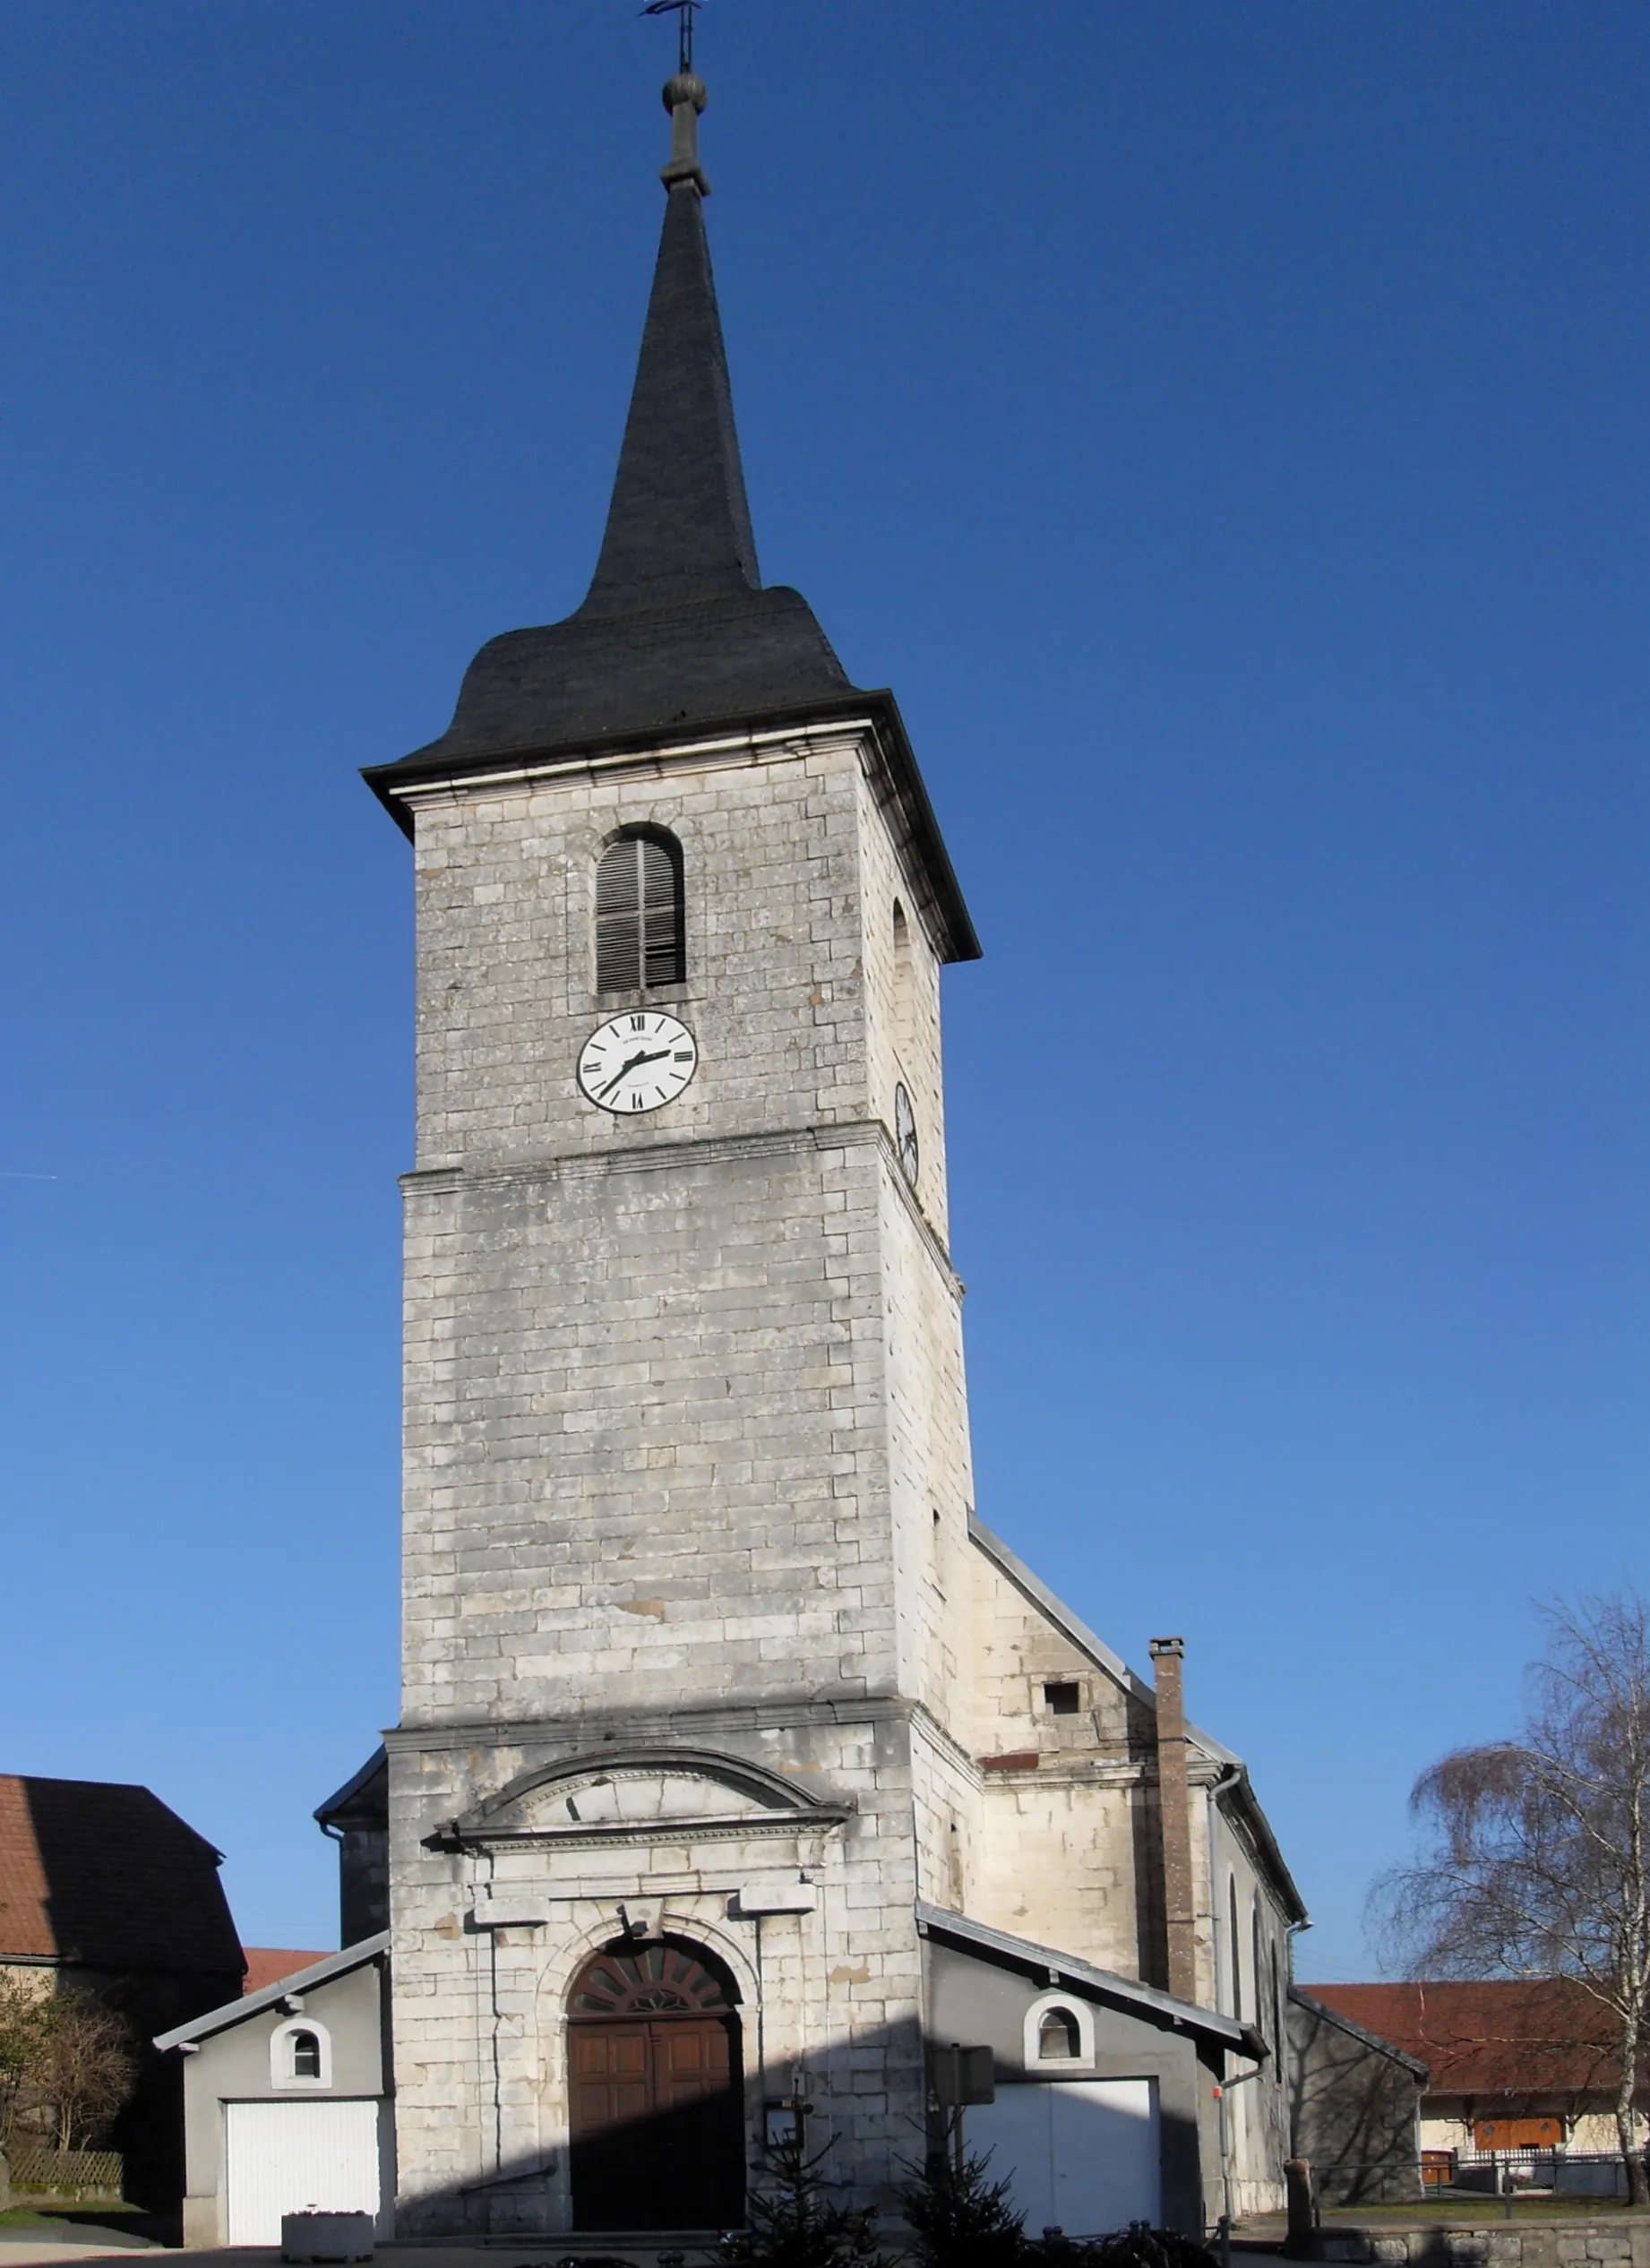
left=595, top=829, right=685, bottom=992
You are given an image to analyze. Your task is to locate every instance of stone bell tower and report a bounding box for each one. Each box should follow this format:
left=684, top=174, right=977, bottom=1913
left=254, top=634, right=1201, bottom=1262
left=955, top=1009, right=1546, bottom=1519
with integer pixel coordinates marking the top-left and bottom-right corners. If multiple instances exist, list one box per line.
left=363, top=64, right=982, bottom=2238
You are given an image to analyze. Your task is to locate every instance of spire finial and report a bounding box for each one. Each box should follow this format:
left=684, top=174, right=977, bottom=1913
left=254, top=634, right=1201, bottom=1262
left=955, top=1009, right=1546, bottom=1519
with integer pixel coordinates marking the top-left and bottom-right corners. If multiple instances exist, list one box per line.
left=644, top=3, right=709, bottom=195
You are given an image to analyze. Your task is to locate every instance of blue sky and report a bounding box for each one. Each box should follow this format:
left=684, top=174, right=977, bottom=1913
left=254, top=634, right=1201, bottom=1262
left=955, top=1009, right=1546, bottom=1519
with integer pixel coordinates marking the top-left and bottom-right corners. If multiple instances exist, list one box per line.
left=0, top=3, right=1644, bottom=1978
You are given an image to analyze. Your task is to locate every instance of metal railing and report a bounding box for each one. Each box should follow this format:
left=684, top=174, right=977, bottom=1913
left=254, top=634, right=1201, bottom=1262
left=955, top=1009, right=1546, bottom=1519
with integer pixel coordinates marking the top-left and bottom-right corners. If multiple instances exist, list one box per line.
left=1429, top=2148, right=1636, bottom=2200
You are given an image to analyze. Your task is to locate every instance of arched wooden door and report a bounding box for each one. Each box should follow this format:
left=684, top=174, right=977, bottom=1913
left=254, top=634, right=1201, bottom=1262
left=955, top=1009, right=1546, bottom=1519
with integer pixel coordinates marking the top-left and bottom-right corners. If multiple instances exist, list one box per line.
left=567, top=1941, right=745, bottom=2230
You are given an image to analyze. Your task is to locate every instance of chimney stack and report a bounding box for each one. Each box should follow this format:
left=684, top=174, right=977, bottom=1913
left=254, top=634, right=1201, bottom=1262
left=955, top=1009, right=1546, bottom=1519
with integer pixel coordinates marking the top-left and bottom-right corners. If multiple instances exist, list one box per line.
left=1150, top=1636, right=1199, bottom=2004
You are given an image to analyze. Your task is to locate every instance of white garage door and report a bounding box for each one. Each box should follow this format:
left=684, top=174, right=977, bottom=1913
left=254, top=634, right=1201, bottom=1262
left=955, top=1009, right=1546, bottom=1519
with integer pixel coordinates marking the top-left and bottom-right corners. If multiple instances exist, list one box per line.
left=968, top=2079, right=1160, bottom=2237
left=225, top=2100, right=382, bottom=2247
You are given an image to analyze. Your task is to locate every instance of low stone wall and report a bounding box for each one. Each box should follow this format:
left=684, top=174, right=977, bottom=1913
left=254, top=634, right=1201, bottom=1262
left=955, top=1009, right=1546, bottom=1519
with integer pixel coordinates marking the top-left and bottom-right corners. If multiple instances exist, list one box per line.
left=1311, top=2223, right=1650, bottom=2268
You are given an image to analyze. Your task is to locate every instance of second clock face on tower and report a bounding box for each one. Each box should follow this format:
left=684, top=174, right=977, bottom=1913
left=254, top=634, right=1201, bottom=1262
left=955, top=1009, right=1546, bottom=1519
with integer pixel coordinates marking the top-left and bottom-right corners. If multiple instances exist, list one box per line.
left=577, top=1010, right=699, bottom=1114
left=894, top=1082, right=920, bottom=1187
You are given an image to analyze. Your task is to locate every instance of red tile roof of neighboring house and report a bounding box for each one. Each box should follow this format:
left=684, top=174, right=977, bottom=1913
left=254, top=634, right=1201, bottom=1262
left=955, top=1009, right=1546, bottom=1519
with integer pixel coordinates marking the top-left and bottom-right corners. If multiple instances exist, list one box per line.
left=1302, top=1981, right=1633, bottom=2101
left=0, top=1777, right=55, bottom=1959
left=242, top=1948, right=328, bottom=1996
left=0, top=1774, right=243, bottom=1980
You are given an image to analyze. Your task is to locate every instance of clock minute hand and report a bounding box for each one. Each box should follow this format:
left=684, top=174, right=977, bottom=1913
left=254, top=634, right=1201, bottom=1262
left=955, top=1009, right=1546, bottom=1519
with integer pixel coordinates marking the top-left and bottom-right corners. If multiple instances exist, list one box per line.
left=597, top=1045, right=671, bottom=1099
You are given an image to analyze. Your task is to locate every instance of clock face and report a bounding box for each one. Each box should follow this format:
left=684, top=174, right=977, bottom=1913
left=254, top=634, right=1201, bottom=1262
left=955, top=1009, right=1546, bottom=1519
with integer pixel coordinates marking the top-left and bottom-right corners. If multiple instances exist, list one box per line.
left=894, top=1082, right=920, bottom=1187
left=577, top=1010, right=699, bottom=1115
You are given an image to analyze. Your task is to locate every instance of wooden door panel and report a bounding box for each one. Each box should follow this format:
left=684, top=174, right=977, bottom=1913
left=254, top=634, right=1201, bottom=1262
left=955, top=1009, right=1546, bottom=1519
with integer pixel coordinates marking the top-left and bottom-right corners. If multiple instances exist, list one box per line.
left=659, top=2023, right=727, bottom=2075
left=571, top=2023, right=654, bottom=2140
left=570, top=2014, right=743, bottom=2229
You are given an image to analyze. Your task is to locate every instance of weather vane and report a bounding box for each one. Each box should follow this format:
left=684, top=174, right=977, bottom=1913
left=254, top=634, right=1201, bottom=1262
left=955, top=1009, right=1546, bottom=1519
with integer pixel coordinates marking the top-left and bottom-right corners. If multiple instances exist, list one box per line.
left=641, top=0, right=701, bottom=75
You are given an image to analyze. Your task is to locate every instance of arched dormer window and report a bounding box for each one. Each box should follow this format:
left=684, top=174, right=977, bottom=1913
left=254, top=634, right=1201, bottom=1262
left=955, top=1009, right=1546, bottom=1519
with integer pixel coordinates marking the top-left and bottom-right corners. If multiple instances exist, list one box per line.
left=271, top=2015, right=331, bottom=2089
left=596, top=829, right=684, bottom=992
left=1037, top=2007, right=1079, bottom=2060
left=1021, top=1993, right=1094, bottom=2069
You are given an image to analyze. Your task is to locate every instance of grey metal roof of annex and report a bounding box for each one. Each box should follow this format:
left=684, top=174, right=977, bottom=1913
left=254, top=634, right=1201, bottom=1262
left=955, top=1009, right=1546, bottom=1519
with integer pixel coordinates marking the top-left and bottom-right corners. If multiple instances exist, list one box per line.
left=915, top=1902, right=1268, bottom=2061
left=153, top=1932, right=390, bottom=2053
left=364, top=68, right=978, bottom=966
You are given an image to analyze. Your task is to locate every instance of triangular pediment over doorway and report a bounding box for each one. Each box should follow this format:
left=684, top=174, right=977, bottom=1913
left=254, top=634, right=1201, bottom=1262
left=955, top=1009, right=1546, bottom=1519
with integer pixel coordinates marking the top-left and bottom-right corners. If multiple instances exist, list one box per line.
left=430, top=1747, right=851, bottom=1849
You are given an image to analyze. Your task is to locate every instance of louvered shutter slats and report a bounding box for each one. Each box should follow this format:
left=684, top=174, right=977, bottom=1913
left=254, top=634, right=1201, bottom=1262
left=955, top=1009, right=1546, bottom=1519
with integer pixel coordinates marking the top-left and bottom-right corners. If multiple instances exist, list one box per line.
left=593, top=835, right=683, bottom=991
left=640, top=840, right=675, bottom=906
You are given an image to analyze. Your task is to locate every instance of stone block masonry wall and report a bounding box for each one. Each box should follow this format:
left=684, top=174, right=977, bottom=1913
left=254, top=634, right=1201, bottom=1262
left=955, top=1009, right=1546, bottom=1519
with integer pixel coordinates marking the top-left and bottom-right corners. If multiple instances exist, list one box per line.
left=959, top=1544, right=1158, bottom=1977
left=400, top=726, right=978, bottom=1727
left=409, top=735, right=885, bottom=1173
left=855, top=763, right=950, bottom=1245
left=878, top=1167, right=975, bottom=1730
left=401, top=1130, right=905, bottom=1720
left=390, top=719, right=986, bottom=2229
left=1311, top=2227, right=1650, bottom=2268
left=386, top=1704, right=930, bottom=2234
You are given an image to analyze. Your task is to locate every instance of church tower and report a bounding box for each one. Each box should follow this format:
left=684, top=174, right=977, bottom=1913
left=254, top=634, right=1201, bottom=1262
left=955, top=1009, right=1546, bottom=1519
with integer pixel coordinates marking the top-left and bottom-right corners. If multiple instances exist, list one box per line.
left=365, top=64, right=985, bottom=2237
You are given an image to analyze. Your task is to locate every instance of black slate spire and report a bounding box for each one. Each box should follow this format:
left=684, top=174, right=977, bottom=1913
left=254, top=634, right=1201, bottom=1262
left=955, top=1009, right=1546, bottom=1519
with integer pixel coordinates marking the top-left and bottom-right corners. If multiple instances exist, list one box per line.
left=366, top=64, right=978, bottom=963
left=582, top=73, right=760, bottom=612
left=380, top=69, right=850, bottom=774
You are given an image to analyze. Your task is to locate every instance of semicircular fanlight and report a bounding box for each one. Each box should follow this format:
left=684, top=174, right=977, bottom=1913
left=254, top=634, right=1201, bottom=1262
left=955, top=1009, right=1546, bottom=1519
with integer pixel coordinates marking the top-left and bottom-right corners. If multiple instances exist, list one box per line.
left=569, top=1941, right=734, bottom=2018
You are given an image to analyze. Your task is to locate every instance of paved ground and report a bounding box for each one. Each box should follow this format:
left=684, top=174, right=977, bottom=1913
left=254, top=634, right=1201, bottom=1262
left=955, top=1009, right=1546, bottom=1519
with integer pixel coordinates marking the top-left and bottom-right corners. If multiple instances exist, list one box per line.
left=0, top=2240, right=730, bottom=2258
left=0, top=2239, right=152, bottom=2262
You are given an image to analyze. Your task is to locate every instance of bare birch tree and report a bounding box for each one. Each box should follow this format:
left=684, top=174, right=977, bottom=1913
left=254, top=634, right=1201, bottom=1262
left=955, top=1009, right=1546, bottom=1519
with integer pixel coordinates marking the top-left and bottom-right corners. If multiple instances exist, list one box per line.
left=1371, top=1592, right=1650, bottom=2204
left=33, top=1993, right=134, bottom=2155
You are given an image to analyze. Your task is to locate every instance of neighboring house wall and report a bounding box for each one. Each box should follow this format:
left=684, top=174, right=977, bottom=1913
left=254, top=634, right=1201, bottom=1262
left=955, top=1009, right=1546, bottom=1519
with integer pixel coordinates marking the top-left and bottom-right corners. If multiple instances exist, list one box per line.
left=1418, top=2110, right=1635, bottom=2155
left=1287, top=1989, right=1425, bottom=2206
left=0, top=1962, right=54, bottom=1995
left=0, top=1775, right=245, bottom=2211
left=1302, top=1982, right=1649, bottom=2162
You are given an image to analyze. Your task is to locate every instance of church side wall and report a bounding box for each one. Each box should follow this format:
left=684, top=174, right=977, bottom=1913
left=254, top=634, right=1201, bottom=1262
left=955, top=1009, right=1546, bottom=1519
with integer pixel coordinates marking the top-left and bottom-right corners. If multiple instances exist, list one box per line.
left=959, top=1545, right=1162, bottom=1980
left=1202, top=1786, right=1291, bottom=2214
left=907, top=1714, right=984, bottom=1917
left=965, top=1547, right=1140, bottom=1762
left=972, top=1773, right=1157, bottom=1982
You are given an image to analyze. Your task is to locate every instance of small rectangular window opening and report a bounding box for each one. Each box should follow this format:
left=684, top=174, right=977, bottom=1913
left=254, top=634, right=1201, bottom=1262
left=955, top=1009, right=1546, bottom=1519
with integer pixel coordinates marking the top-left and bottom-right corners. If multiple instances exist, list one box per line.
left=1043, top=1680, right=1081, bottom=1716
